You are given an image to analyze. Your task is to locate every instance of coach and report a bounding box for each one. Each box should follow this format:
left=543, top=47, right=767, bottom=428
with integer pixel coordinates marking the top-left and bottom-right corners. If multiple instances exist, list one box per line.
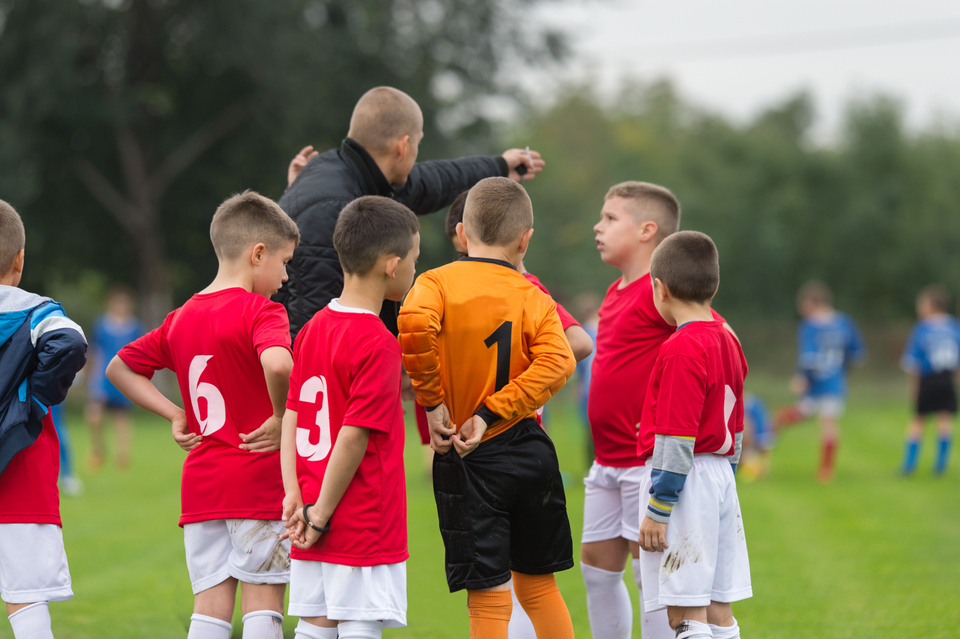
left=275, top=86, right=544, bottom=337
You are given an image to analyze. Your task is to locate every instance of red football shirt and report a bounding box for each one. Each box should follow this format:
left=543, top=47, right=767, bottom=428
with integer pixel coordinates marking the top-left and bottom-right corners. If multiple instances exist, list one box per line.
left=523, top=273, right=580, bottom=330
left=0, top=413, right=61, bottom=526
left=638, top=320, right=748, bottom=461
left=587, top=276, right=724, bottom=467
left=118, top=288, right=291, bottom=526
left=286, top=301, right=407, bottom=567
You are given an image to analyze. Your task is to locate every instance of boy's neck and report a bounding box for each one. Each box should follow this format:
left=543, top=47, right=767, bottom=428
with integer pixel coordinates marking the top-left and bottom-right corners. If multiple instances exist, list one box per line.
left=617, top=244, right=654, bottom=288
left=467, top=244, right=521, bottom=269
left=0, top=276, right=17, bottom=287
left=671, top=301, right=715, bottom=327
left=338, top=274, right=389, bottom=315
left=202, top=262, right=253, bottom=295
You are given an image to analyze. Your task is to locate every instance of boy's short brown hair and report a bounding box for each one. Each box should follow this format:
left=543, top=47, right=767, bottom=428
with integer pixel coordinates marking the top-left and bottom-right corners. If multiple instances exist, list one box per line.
left=797, top=280, right=833, bottom=308
left=919, top=284, right=950, bottom=313
left=0, top=200, right=25, bottom=275
left=210, top=190, right=300, bottom=260
left=605, top=181, right=680, bottom=242
left=445, top=191, right=469, bottom=239
left=334, top=196, right=420, bottom=275
left=650, top=230, right=719, bottom=304
left=463, top=177, right=533, bottom=247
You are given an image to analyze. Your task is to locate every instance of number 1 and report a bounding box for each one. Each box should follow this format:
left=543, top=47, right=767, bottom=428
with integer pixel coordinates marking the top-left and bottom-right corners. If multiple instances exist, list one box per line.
left=485, top=321, right=512, bottom=391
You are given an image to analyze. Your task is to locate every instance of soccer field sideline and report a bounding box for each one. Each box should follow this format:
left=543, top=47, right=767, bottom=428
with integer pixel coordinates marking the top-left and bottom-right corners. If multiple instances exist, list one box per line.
left=4, top=389, right=958, bottom=639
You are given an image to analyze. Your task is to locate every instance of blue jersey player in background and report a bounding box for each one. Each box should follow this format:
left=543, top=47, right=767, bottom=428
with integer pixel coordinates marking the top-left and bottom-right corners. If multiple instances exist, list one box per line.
left=900, top=284, right=960, bottom=476
left=740, top=392, right=774, bottom=481
left=776, top=280, right=866, bottom=483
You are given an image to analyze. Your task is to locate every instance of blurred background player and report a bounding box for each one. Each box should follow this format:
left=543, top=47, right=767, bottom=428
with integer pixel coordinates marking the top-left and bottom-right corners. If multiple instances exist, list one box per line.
left=50, top=404, right=82, bottom=496
left=84, top=286, right=144, bottom=471
left=899, top=284, right=960, bottom=476
left=574, top=292, right=601, bottom=470
left=738, top=392, right=773, bottom=482
left=776, top=280, right=866, bottom=483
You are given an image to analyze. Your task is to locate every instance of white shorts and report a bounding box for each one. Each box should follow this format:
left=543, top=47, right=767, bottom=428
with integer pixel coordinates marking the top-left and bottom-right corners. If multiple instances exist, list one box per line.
left=0, top=524, right=73, bottom=604
left=582, top=462, right=645, bottom=544
left=288, top=559, right=406, bottom=628
left=638, top=456, right=752, bottom=611
left=183, top=519, right=290, bottom=594
left=799, top=395, right=845, bottom=419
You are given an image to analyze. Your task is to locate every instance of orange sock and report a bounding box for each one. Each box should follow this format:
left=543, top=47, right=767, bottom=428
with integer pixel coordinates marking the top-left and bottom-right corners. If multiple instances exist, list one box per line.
left=512, top=571, right=575, bottom=639
left=467, top=589, right=512, bottom=639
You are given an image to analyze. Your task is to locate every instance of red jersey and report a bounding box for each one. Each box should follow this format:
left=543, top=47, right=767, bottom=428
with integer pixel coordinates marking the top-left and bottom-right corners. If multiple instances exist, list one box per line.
left=523, top=273, right=580, bottom=330
left=588, top=276, right=724, bottom=467
left=0, top=413, right=60, bottom=526
left=286, top=301, right=407, bottom=567
left=118, top=288, right=291, bottom=526
left=638, top=320, right=748, bottom=461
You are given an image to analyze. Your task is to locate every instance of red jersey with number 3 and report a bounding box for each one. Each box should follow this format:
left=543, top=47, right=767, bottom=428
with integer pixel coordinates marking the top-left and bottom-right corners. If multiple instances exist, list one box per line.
left=588, top=276, right=725, bottom=467
left=117, top=288, right=291, bottom=525
left=286, top=300, right=407, bottom=567
left=637, top=320, right=748, bottom=461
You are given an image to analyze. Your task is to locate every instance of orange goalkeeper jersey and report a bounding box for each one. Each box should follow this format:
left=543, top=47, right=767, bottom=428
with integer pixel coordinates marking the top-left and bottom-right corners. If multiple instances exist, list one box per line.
left=398, top=257, right=576, bottom=442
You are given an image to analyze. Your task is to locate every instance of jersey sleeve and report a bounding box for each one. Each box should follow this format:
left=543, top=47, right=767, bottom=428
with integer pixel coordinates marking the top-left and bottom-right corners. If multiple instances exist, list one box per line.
left=117, top=316, right=174, bottom=379
left=29, top=303, right=88, bottom=408
left=252, top=301, right=293, bottom=356
left=397, top=271, right=446, bottom=410
left=480, top=294, right=576, bottom=425
left=286, top=331, right=305, bottom=412
left=555, top=301, right=580, bottom=331
left=344, top=338, right=402, bottom=433
left=710, top=308, right=726, bottom=324
left=900, top=325, right=922, bottom=373
left=845, top=317, right=867, bottom=367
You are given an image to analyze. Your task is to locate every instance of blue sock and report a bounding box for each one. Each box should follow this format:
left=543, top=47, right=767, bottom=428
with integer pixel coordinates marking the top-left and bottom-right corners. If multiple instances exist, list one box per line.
left=935, top=436, right=952, bottom=475
left=902, top=438, right=920, bottom=475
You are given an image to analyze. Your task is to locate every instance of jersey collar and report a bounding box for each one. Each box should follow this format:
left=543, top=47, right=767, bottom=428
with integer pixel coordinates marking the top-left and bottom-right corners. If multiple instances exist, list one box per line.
left=329, top=299, right=379, bottom=316
left=458, top=256, right=518, bottom=271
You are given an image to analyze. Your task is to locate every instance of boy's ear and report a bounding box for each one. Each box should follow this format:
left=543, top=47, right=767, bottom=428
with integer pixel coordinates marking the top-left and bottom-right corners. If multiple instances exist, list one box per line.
left=11, top=249, right=24, bottom=274
left=455, top=222, right=469, bottom=254
left=396, top=134, right=411, bottom=161
left=250, top=242, right=267, bottom=265
left=517, top=228, right=534, bottom=254
left=384, top=254, right=402, bottom=279
left=654, top=277, right=669, bottom=302
left=639, top=220, right=658, bottom=243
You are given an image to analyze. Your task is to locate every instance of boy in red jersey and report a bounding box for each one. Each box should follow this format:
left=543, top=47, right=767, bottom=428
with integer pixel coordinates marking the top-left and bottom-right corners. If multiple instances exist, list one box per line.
left=107, top=191, right=299, bottom=639
left=0, top=201, right=87, bottom=639
left=583, top=181, right=725, bottom=639
left=637, top=231, right=751, bottom=639
left=279, top=196, right=419, bottom=639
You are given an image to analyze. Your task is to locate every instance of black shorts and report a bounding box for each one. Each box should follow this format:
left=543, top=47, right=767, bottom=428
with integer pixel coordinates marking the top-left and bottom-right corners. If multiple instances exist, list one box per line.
left=917, top=371, right=958, bottom=415
left=432, top=418, right=574, bottom=592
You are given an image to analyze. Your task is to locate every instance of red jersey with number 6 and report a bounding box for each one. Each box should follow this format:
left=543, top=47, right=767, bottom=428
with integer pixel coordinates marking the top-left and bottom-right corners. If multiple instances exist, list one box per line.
left=117, top=288, right=291, bottom=525
left=286, top=300, right=408, bottom=567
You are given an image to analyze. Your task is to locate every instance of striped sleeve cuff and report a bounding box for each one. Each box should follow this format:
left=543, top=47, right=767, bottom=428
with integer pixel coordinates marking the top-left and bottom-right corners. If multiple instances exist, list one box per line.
left=646, top=497, right=674, bottom=524
left=647, top=435, right=696, bottom=521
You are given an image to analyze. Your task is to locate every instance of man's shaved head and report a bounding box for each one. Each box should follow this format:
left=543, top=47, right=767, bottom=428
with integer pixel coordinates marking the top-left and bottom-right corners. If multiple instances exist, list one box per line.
left=348, top=87, right=423, bottom=157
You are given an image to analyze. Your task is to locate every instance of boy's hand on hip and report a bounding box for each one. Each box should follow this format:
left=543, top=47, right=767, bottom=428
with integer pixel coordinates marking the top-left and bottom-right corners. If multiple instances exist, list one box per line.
left=639, top=516, right=669, bottom=553
left=427, top=404, right=455, bottom=454
left=453, top=415, right=487, bottom=458
left=240, top=414, right=283, bottom=452
left=171, top=410, right=201, bottom=452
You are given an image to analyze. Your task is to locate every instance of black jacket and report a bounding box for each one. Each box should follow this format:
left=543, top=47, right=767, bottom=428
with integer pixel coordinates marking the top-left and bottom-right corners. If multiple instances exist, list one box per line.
left=275, top=138, right=508, bottom=337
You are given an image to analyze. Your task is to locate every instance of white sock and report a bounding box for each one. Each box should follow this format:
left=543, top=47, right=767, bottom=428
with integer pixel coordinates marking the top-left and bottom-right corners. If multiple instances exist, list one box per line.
left=294, top=618, right=339, bottom=639
left=632, top=558, right=673, bottom=639
left=8, top=603, right=54, bottom=639
left=338, top=620, right=383, bottom=639
left=581, top=562, right=632, bottom=639
left=675, top=619, right=714, bottom=639
left=187, top=613, right=232, bottom=639
left=709, top=617, right=741, bottom=639
left=242, top=610, right=284, bottom=639
left=508, top=585, right=537, bottom=639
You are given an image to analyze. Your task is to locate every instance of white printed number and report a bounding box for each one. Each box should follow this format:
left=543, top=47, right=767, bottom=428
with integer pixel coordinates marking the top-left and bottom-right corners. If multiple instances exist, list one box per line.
left=716, top=384, right=736, bottom=455
left=297, top=376, right=332, bottom=462
left=188, top=355, right=226, bottom=436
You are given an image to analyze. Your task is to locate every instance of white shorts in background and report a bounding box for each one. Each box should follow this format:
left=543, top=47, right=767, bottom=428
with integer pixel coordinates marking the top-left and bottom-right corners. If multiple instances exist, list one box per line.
left=288, top=559, right=407, bottom=628
left=184, top=519, right=290, bottom=594
left=638, top=456, right=752, bottom=611
left=799, top=395, right=845, bottom=419
left=582, top=461, right=645, bottom=544
left=0, top=524, right=73, bottom=604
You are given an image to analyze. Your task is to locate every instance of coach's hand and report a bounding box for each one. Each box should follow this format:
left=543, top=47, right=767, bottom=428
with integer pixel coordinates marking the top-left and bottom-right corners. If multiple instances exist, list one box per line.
left=452, top=415, right=487, bottom=458
left=240, top=414, right=283, bottom=452
left=638, top=516, right=669, bottom=553
left=502, top=148, right=544, bottom=183
left=287, top=145, right=319, bottom=187
left=171, top=410, right=201, bottom=452
left=427, top=404, right=455, bottom=454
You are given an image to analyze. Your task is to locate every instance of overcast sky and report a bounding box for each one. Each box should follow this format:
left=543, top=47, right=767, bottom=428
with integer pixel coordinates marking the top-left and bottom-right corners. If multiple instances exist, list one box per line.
left=525, top=0, right=960, bottom=138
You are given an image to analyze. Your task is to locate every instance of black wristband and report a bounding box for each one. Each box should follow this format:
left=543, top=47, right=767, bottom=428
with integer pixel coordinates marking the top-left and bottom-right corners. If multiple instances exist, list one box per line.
left=302, top=503, right=330, bottom=533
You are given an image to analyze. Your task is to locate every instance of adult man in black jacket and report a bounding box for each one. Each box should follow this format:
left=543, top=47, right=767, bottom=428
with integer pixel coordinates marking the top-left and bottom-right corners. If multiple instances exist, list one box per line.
left=275, top=86, right=544, bottom=337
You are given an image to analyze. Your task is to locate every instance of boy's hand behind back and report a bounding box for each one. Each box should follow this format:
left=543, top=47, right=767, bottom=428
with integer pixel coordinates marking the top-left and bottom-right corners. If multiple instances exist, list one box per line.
left=427, top=404, right=455, bottom=453
left=239, top=414, right=283, bottom=452
left=171, top=410, right=201, bottom=452
left=638, top=516, right=669, bottom=553
left=452, top=414, right=488, bottom=458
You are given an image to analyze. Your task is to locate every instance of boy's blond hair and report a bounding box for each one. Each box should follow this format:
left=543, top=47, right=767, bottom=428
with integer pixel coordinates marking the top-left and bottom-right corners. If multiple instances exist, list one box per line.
left=210, top=190, right=300, bottom=260
left=463, top=177, right=533, bottom=247
left=0, top=200, right=25, bottom=275
left=605, top=181, right=680, bottom=243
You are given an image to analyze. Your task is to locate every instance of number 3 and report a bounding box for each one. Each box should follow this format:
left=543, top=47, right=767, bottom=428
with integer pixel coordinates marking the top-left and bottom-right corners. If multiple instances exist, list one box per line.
left=188, top=355, right=226, bottom=436
left=297, top=375, right=332, bottom=461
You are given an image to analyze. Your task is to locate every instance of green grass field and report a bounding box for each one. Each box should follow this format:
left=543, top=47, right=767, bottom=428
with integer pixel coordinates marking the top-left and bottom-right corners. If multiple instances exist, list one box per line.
left=3, top=378, right=959, bottom=638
